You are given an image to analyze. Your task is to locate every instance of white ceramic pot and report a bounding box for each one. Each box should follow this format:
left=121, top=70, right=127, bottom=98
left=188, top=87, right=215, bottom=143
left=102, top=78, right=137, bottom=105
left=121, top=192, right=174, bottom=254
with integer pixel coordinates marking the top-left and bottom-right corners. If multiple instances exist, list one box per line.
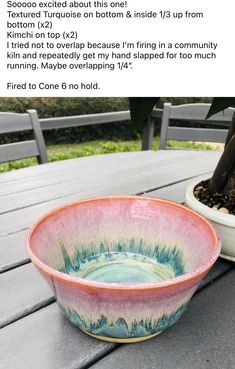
left=185, top=175, right=235, bottom=262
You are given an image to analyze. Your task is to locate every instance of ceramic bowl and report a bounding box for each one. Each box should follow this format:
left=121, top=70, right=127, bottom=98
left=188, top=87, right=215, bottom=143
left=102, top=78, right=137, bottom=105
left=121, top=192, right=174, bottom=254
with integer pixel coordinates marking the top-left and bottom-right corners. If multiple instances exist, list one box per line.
left=27, top=196, right=221, bottom=343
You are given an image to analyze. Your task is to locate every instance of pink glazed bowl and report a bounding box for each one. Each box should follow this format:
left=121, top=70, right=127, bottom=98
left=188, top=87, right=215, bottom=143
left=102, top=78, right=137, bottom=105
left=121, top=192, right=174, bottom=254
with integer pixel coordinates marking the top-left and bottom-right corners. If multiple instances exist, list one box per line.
left=27, top=196, right=221, bottom=343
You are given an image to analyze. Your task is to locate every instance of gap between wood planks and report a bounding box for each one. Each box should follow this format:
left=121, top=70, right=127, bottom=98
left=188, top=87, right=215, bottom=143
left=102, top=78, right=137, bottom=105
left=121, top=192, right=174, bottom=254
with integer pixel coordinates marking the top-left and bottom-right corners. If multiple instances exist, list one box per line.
left=0, top=170, right=213, bottom=222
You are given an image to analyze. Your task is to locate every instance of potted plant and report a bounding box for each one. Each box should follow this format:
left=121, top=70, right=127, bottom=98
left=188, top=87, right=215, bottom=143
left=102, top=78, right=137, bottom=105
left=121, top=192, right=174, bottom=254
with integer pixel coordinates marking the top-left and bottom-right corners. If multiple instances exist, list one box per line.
left=129, top=97, right=235, bottom=261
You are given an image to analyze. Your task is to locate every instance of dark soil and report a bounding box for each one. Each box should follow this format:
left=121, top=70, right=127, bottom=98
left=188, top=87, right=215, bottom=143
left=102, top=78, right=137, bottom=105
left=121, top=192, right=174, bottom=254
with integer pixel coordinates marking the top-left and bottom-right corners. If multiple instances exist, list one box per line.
left=194, top=180, right=235, bottom=215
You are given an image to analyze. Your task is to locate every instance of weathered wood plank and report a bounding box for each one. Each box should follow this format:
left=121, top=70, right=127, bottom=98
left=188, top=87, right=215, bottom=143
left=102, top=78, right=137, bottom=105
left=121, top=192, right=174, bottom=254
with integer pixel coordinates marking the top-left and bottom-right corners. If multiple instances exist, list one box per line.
left=0, top=263, right=53, bottom=328
left=0, top=153, right=117, bottom=194
left=0, top=151, right=159, bottom=186
left=90, top=268, right=235, bottom=369
left=0, top=230, right=29, bottom=273
left=29, top=109, right=48, bottom=164
left=0, top=150, right=190, bottom=186
left=0, top=151, right=221, bottom=236
left=0, top=150, right=196, bottom=210
left=40, top=110, right=131, bottom=130
left=0, top=173, right=206, bottom=237
left=155, top=103, right=234, bottom=122
left=0, top=112, right=32, bottom=133
left=0, top=303, right=117, bottom=369
left=167, top=127, right=227, bottom=143
left=0, top=151, right=219, bottom=215
left=199, top=258, right=233, bottom=289
left=0, top=141, right=39, bottom=163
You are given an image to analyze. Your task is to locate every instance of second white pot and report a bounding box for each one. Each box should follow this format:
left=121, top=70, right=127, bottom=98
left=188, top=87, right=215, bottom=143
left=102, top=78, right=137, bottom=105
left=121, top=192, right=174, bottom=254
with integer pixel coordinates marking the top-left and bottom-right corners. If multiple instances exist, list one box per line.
left=185, top=175, right=235, bottom=262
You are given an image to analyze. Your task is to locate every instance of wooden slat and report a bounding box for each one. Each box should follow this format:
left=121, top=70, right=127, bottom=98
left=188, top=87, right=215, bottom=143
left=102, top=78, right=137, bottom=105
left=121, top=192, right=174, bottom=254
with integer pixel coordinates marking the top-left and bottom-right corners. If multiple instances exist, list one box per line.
left=0, top=150, right=219, bottom=215
left=152, top=103, right=233, bottom=124
left=159, top=103, right=171, bottom=149
left=0, top=112, right=32, bottom=134
left=159, top=103, right=235, bottom=122
left=0, top=263, right=53, bottom=328
left=0, top=140, right=39, bottom=163
left=40, top=111, right=131, bottom=131
left=28, top=110, right=48, bottom=164
left=0, top=151, right=155, bottom=184
left=199, top=258, right=233, bottom=289
left=0, top=110, right=161, bottom=133
left=90, top=268, right=235, bottom=369
left=167, top=127, right=228, bottom=143
left=0, top=150, right=185, bottom=197
left=0, top=230, right=29, bottom=273
left=0, top=303, right=116, bottom=369
left=0, top=151, right=221, bottom=237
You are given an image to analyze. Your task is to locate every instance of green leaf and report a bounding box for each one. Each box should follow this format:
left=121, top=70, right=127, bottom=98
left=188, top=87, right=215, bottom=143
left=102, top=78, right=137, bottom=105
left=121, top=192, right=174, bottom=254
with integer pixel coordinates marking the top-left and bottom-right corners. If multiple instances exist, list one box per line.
left=129, top=97, right=160, bottom=126
left=206, top=97, right=235, bottom=119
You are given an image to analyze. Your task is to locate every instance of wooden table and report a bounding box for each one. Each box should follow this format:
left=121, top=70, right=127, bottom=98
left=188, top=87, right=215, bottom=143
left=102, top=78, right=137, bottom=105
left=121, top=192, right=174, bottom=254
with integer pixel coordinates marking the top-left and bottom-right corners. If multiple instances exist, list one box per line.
left=0, top=150, right=234, bottom=369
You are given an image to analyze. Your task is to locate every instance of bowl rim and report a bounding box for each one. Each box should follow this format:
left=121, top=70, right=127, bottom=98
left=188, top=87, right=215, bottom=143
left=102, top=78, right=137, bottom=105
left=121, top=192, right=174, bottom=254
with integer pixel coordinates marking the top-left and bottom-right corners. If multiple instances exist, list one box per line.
left=26, top=195, right=221, bottom=291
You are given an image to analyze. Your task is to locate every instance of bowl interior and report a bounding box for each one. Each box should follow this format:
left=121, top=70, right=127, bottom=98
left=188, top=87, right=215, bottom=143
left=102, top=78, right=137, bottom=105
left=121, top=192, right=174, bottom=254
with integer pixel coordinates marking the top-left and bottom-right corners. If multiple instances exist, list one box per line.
left=28, top=197, right=219, bottom=284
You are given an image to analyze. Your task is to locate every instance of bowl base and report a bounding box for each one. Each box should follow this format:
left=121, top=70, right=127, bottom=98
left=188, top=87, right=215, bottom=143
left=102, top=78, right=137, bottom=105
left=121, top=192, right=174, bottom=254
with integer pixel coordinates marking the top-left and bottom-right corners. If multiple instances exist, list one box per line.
left=81, top=329, right=162, bottom=343
left=220, top=253, right=235, bottom=263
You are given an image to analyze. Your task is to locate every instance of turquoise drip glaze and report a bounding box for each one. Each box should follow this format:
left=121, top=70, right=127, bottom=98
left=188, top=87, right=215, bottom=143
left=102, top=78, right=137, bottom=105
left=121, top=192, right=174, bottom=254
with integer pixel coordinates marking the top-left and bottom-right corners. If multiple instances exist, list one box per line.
left=58, top=238, right=185, bottom=282
left=58, top=302, right=188, bottom=339
left=67, top=252, right=175, bottom=283
left=57, top=239, right=187, bottom=339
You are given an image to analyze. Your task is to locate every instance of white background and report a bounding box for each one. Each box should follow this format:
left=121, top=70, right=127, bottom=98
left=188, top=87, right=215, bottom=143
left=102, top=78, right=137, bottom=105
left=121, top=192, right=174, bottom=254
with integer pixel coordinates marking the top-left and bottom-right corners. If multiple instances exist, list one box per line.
left=0, top=0, right=234, bottom=96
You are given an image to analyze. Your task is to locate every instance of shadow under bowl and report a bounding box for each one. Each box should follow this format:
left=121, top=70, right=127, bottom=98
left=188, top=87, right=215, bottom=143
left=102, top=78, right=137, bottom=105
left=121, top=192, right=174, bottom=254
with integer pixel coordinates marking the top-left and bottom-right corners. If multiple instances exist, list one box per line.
left=27, top=196, right=221, bottom=342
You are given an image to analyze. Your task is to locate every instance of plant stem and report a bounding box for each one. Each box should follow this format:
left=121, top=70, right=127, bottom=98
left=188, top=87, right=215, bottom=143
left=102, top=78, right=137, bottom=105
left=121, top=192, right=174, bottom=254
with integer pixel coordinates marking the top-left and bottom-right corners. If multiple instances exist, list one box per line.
left=225, top=113, right=235, bottom=147
left=209, top=133, right=235, bottom=194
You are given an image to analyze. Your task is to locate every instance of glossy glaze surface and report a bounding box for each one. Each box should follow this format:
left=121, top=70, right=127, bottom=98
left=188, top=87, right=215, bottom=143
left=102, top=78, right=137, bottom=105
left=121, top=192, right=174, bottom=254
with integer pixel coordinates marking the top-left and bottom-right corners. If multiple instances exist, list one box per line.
left=27, top=196, right=221, bottom=341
